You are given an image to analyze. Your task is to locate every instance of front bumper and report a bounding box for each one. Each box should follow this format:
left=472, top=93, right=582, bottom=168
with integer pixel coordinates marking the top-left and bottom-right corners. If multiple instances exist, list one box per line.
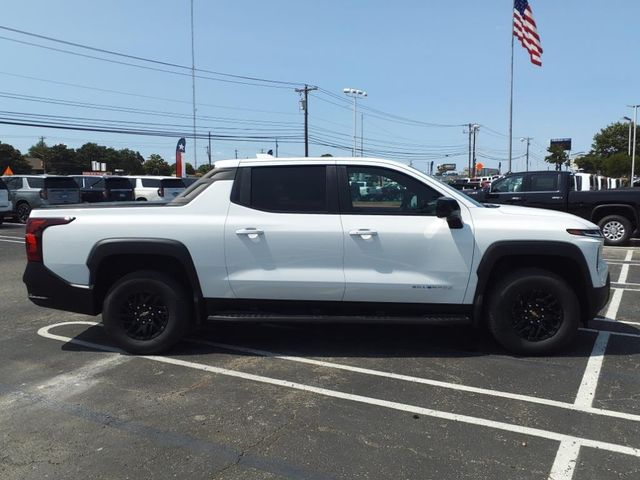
left=585, top=272, right=610, bottom=322
left=23, top=262, right=99, bottom=315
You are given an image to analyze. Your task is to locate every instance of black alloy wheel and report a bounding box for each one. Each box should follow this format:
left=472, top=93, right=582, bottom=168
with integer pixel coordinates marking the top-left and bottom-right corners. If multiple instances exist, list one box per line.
left=510, top=288, right=563, bottom=342
left=102, top=270, right=190, bottom=354
left=487, top=268, right=579, bottom=355
left=16, top=202, right=31, bottom=224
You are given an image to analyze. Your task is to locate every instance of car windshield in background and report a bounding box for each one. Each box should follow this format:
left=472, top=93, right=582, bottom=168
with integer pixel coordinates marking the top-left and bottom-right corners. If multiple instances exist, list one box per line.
left=44, top=177, right=79, bottom=189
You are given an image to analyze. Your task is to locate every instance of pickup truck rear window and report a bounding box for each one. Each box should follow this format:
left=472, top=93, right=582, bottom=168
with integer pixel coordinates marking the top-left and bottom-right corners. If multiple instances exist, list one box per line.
left=44, top=178, right=79, bottom=189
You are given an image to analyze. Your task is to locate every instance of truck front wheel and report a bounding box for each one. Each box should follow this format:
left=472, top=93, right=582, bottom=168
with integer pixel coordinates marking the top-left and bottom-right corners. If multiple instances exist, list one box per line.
left=598, top=215, right=632, bottom=246
left=487, top=268, right=579, bottom=355
left=102, top=270, right=190, bottom=354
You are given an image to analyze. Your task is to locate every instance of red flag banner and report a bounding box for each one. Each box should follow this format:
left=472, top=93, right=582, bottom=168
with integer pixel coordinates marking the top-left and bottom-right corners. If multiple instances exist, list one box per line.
left=176, top=137, right=186, bottom=178
left=513, top=0, right=543, bottom=66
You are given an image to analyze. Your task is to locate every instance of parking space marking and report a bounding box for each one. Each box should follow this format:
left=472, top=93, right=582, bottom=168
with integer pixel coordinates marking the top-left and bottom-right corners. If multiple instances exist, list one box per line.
left=188, top=338, right=640, bottom=423
left=603, top=289, right=623, bottom=320
left=549, top=248, right=630, bottom=480
left=549, top=440, right=580, bottom=480
left=37, top=321, right=640, bottom=460
left=0, top=236, right=24, bottom=244
left=581, top=327, right=640, bottom=339
left=574, top=332, right=611, bottom=408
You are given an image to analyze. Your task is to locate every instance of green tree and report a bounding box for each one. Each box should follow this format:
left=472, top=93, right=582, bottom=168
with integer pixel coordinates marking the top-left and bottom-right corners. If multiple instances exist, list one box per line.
left=0, top=142, right=31, bottom=174
left=144, top=154, right=172, bottom=175
left=196, top=164, right=214, bottom=175
left=171, top=162, right=195, bottom=175
left=76, top=142, right=108, bottom=172
left=574, top=153, right=603, bottom=174
left=544, top=145, right=569, bottom=170
left=46, top=144, right=80, bottom=174
left=591, top=122, right=629, bottom=157
left=116, top=149, right=145, bottom=174
left=602, top=152, right=631, bottom=178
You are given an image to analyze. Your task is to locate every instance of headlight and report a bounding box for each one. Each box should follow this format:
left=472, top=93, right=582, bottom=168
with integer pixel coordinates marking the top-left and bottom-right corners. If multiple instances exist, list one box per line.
left=566, top=228, right=603, bottom=238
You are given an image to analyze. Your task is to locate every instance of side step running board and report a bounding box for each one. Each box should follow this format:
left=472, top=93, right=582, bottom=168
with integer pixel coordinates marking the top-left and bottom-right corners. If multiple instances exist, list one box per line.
left=207, top=313, right=471, bottom=325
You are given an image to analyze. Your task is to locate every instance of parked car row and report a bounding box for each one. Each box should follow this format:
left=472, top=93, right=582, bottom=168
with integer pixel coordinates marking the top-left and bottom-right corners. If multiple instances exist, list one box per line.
left=0, top=174, right=192, bottom=223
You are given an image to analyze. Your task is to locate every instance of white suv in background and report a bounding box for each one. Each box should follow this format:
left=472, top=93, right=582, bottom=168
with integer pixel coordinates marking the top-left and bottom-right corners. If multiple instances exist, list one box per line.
left=0, top=178, right=11, bottom=224
left=126, top=176, right=186, bottom=201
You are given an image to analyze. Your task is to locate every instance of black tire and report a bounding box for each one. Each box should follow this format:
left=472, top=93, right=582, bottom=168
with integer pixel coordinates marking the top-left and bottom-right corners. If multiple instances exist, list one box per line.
left=136, top=197, right=147, bottom=201
left=102, top=270, right=191, bottom=354
left=598, top=215, right=632, bottom=246
left=16, top=202, right=31, bottom=224
left=487, top=268, right=579, bottom=355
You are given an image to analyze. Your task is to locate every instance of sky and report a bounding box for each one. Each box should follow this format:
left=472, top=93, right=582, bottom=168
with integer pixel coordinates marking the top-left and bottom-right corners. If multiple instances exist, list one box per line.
left=1, top=0, right=639, bottom=174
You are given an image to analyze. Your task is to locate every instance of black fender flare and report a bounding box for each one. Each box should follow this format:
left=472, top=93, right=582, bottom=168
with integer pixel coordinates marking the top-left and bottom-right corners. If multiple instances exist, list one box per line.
left=591, top=204, right=638, bottom=226
left=472, top=240, right=595, bottom=325
left=87, top=238, right=205, bottom=322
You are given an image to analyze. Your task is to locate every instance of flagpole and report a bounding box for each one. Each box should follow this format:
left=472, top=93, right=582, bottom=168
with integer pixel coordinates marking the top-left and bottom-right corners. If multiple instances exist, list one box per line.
left=508, top=16, right=514, bottom=173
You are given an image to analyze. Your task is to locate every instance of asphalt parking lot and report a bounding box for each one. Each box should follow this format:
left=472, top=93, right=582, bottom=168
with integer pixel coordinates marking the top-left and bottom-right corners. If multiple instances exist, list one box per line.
left=1, top=222, right=640, bottom=480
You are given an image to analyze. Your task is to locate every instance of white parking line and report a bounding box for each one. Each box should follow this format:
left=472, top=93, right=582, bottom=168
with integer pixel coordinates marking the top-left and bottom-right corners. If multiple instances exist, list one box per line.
left=188, top=338, right=640, bottom=423
left=36, top=322, right=640, bottom=460
left=549, top=248, right=630, bottom=479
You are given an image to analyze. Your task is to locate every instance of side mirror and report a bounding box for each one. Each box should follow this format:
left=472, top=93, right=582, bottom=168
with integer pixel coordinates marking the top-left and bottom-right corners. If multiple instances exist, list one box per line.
left=436, top=197, right=463, bottom=229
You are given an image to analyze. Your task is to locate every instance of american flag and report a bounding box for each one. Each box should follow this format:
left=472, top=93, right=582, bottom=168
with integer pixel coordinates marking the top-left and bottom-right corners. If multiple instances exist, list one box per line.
left=513, top=0, right=542, bottom=66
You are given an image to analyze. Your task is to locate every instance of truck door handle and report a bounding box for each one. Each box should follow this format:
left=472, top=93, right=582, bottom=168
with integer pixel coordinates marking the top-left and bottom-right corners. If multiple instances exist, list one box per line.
left=236, top=228, right=264, bottom=238
left=349, top=229, right=378, bottom=239
left=552, top=196, right=563, bottom=200
left=510, top=196, right=522, bottom=201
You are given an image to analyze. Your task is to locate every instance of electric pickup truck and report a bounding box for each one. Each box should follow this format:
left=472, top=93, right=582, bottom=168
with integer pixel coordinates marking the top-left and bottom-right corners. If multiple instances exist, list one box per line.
left=23, top=157, right=610, bottom=355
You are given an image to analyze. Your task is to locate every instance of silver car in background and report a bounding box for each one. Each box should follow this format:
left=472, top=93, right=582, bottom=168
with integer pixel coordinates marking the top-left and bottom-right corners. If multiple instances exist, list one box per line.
left=1, top=175, right=80, bottom=223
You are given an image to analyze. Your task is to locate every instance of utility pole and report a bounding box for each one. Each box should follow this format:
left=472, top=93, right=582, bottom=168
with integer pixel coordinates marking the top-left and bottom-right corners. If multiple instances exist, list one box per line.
left=467, top=124, right=472, bottom=177
left=521, top=137, right=531, bottom=171
left=190, top=0, right=197, bottom=168
left=360, top=113, right=364, bottom=157
left=206, top=131, right=212, bottom=166
left=235, top=149, right=238, bottom=160
left=469, top=124, right=479, bottom=177
left=295, top=84, right=317, bottom=157
left=275, top=138, right=279, bottom=158
left=630, top=104, right=639, bottom=186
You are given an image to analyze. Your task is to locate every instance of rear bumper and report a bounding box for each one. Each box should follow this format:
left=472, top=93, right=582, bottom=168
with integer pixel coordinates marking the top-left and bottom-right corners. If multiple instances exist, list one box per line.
left=23, top=262, right=99, bottom=315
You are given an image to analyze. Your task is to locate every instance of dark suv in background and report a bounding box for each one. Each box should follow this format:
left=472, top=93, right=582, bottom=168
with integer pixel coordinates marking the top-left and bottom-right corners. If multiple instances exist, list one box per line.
left=71, top=175, right=134, bottom=203
left=1, top=175, right=80, bottom=223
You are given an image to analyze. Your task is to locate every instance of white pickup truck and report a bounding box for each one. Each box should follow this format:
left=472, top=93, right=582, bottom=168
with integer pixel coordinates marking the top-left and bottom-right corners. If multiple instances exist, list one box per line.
left=24, top=157, right=610, bottom=355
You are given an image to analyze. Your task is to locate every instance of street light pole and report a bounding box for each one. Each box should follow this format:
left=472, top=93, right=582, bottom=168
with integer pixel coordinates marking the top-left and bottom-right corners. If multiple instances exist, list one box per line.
left=623, top=116, right=633, bottom=156
left=521, top=137, right=532, bottom=172
left=343, top=88, right=367, bottom=156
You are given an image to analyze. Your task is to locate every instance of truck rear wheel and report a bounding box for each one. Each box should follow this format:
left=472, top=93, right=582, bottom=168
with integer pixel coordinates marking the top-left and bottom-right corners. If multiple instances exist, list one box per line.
left=598, top=215, right=632, bottom=246
left=487, top=268, right=579, bottom=355
left=102, top=270, right=190, bottom=354
left=16, top=202, right=31, bottom=224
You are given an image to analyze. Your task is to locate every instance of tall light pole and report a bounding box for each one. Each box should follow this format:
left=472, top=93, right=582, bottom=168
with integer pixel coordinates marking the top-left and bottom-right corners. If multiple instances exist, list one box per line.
left=623, top=116, right=633, bottom=156
left=629, top=105, right=639, bottom=186
left=343, top=88, right=367, bottom=156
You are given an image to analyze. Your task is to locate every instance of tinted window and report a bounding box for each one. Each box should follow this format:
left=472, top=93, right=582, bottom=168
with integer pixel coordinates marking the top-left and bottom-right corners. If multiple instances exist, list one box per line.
left=250, top=166, right=326, bottom=213
left=492, top=174, right=524, bottom=193
left=72, top=177, right=84, bottom=188
left=141, top=178, right=161, bottom=187
left=345, top=166, right=441, bottom=215
left=27, top=177, right=44, bottom=188
left=0, top=178, right=7, bottom=190
left=90, top=179, right=105, bottom=189
left=44, top=177, right=79, bottom=189
left=106, top=178, right=133, bottom=189
left=529, top=173, right=559, bottom=191
left=160, top=179, right=185, bottom=188
left=2, top=177, right=20, bottom=190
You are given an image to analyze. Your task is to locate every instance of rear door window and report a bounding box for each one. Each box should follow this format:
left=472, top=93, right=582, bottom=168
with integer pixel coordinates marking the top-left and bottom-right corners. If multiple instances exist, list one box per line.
left=160, top=179, right=185, bottom=188
left=44, top=177, right=79, bottom=189
left=107, top=178, right=133, bottom=189
left=26, top=178, right=44, bottom=189
left=528, top=173, right=559, bottom=192
left=0, top=179, right=7, bottom=191
left=141, top=178, right=161, bottom=188
left=249, top=165, right=327, bottom=213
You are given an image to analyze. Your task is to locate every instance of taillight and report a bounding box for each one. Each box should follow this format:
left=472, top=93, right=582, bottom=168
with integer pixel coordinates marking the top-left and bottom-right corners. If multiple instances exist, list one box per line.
left=158, top=187, right=165, bottom=197
left=25, top=217, right=75, bottom=262
left=39, top=189, right=48, bottom=200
